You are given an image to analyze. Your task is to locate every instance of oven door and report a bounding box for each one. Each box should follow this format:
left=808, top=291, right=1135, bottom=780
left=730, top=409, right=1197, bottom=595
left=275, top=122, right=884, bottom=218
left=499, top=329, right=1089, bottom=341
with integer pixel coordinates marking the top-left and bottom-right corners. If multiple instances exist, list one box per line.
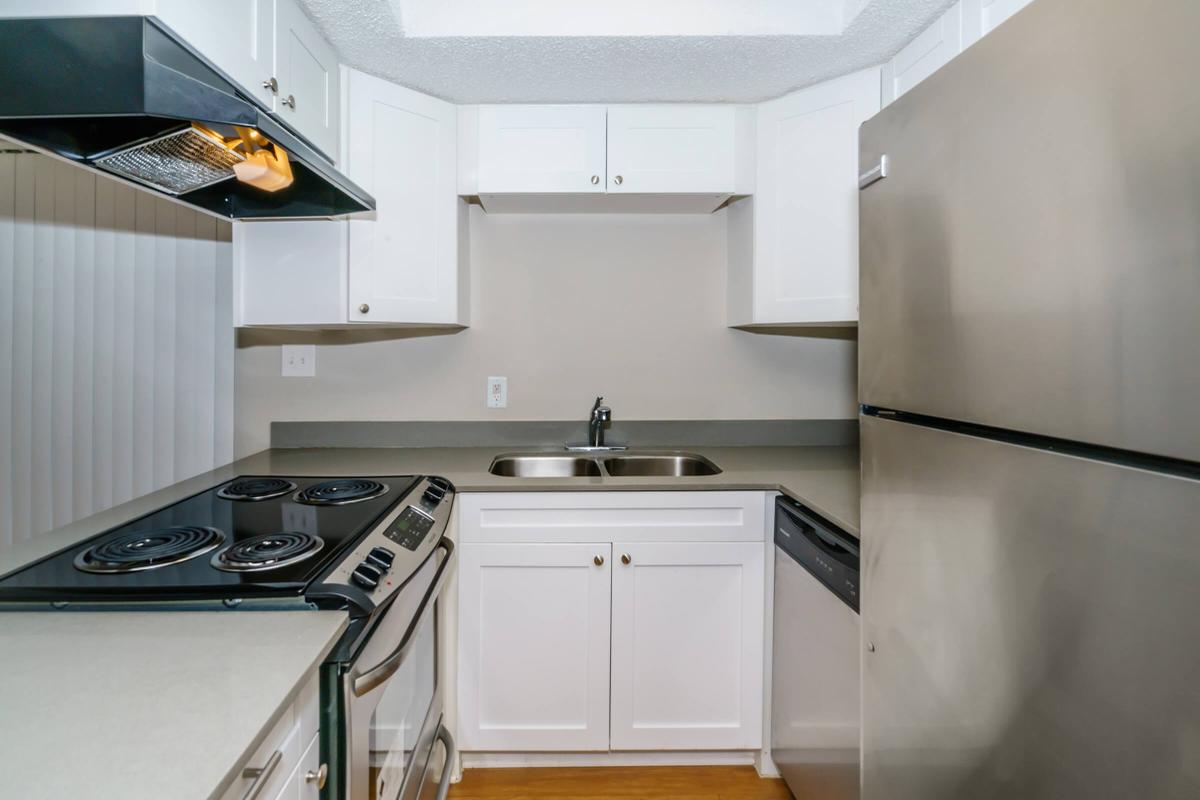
left=337, top=538, right=455, bottom=800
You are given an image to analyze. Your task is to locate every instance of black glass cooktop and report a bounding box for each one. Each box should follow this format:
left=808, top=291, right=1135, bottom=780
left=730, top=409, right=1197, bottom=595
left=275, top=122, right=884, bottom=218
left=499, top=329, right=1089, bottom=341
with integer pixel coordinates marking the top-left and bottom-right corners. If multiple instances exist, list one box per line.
left=0, top=475, right=419, bottom=602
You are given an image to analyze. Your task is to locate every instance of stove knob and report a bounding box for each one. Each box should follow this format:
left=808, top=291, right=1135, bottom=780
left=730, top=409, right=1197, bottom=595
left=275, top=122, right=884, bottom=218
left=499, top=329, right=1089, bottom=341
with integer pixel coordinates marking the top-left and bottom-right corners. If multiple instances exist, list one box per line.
left=428, top=477, right=452, bottom=492
left=351, top=563, right=382, bottom=591
left=422, top=486, right=445, bottom=505
left=366, top=547, right=394, bottom=570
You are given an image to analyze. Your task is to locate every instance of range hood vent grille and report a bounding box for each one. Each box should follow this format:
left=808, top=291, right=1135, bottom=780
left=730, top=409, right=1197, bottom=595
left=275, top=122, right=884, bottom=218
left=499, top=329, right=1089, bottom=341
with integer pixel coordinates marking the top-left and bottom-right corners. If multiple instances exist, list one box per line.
left=94, top=126, right=246, bottom=195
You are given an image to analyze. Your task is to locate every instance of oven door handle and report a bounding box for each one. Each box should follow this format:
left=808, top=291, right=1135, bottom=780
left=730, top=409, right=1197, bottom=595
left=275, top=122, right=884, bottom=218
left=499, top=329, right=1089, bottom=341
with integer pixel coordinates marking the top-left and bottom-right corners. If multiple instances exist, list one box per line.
left=351, top=537, right=455, bottom=698
left=433, top=723, right=456, bottom=800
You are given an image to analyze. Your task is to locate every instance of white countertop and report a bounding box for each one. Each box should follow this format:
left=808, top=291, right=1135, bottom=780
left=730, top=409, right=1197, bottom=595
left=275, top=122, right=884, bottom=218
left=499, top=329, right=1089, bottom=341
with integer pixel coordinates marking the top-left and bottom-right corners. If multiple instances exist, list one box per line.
left=0, top=610, right=347, bottom=800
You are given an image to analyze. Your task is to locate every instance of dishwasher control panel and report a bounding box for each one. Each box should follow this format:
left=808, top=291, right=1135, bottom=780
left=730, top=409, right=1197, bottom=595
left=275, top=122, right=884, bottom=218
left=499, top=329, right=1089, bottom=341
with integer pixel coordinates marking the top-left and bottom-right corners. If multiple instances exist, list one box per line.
left=775, top=497, right=859, bottom=611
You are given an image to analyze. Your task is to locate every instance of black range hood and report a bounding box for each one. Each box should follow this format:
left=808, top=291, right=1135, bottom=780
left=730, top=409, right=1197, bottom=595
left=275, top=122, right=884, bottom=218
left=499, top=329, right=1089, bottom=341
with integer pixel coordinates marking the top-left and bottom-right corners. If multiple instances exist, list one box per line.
left=0, top=16, right=374, bottom=219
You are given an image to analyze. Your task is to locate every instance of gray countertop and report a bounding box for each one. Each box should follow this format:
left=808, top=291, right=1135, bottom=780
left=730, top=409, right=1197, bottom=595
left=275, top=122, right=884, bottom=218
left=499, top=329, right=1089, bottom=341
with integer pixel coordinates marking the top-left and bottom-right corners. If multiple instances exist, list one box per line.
left=0, top=610, right=347, bottom=800
left=1, top=444, right=859, bottom=577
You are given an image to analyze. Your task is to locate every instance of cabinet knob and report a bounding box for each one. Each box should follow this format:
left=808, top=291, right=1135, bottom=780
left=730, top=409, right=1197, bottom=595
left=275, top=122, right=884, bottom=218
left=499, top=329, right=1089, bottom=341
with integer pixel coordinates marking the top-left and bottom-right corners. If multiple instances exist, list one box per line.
left=305, top=763, right=329, bottom=789
left=613, top=175, right=624, bottom=186
left=590, top=175, right=600, bottom=185
left=358, top=303, right=370, bottom=314
left=593, top=555, right=605, bottom=566
left=262, top=77, right=278, bottom=94
left=281, top=94, right=296, bottom=109
left=620, top=553, right=631, bottom=565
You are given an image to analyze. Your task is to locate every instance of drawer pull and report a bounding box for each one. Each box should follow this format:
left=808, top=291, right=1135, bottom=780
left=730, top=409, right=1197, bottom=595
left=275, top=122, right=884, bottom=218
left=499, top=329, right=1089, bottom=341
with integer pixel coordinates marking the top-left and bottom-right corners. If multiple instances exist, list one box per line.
left=241, top=750, right=282, bottom=800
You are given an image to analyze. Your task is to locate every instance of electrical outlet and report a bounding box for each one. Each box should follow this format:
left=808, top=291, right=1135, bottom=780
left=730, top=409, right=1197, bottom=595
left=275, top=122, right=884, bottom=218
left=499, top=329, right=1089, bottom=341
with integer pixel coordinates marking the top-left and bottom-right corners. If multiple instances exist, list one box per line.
left=282, top=345, right=316, bottom=377
left=487, top=376, right=508, bottom=408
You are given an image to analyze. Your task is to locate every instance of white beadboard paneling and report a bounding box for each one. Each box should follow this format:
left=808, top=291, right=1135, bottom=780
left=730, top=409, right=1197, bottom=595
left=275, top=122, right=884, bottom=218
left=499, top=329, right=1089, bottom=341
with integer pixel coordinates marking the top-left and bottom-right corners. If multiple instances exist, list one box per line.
left=0, top=154, right=233, bottom=548
left=0, top=154, right=13, bottom=548
left=10, top=155, right=35, bottom=547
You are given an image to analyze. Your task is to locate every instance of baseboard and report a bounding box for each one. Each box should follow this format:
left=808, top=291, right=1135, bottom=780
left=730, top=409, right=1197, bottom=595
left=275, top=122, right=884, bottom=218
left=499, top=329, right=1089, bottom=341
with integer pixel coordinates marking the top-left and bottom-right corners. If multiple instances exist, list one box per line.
left=460, top=751, right=759, bottom=769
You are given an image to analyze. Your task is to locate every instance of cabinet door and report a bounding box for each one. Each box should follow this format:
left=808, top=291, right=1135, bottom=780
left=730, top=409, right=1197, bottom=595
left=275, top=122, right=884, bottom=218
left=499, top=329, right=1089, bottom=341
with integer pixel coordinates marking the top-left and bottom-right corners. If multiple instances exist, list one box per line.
left=345, top=70, right=467, bottom=325
left=275, top=0, right=340, bottom=159
left=233, top=220, right=347, bottom=326
left=477, top=105, right=607, bottom=193
left=734, top=67, right=879, bottom=325
left=977, top=0, right=1034, bottom=35
left=881, top=1, right=963, bottom=105
left=606, top=105, right=735, bottom=193
left=155, top=0, right=276, bottom=110
left=610, top=541, right=765, bottom=750
left=458, top=542, right=612, bottom=751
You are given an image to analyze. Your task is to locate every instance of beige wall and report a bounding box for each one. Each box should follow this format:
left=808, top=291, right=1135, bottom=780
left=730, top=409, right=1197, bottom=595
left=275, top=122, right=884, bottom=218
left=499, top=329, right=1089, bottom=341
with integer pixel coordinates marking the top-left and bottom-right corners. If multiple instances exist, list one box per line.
left=234, top=208, right=857, bottom=456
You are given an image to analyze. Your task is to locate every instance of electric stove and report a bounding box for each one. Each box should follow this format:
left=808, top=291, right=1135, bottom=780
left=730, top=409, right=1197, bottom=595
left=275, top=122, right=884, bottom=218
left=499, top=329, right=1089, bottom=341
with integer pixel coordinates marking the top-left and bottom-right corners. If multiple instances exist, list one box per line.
left=0, top=474, right=455, bottom=617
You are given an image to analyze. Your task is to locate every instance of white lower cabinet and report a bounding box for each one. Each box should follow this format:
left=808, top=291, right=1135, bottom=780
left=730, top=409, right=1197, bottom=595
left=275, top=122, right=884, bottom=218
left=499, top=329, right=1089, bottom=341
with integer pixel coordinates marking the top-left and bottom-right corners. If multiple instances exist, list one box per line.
left=458, top=542, right=613, bottom=751
left=456, top=492, right=766, bottom=753
left=270, top=732, right=322, bottom=800
left=610, top=541, right=765, bottom=750
left=220, top=672, right=322, bottom=800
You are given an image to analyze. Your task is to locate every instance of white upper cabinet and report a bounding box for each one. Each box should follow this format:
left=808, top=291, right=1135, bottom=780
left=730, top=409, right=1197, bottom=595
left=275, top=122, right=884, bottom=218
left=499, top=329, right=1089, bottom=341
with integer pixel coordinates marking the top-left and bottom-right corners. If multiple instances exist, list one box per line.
left=476, top=105, right=608, bottom=193
left=155, top=0, right=277, bottom=110
left=463, top=104, right=752, bottom=212
left=605, top=105, right=735, bottom=194
left=881, top=1, right=963, bottom=105
left=882, top=0, right=1036, bottom=107
left=977, top=0, right=1035, bottom=34
left=345, top=70, right=468, bottom=326
left=728, top=67, right=880, bottom=326
left=234, top=69, right=468, bottom=328
left=274, top=0, right=340, bottom=158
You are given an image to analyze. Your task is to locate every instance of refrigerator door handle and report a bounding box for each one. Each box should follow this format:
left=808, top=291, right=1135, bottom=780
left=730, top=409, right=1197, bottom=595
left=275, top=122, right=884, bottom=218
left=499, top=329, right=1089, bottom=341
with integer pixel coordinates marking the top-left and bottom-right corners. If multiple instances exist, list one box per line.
left=859, top=154, right=888, bottom=189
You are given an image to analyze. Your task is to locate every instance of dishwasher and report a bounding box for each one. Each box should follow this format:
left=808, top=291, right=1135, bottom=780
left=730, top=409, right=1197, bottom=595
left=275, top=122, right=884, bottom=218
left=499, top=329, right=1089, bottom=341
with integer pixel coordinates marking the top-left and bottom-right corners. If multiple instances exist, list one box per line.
left=771, top=496, right=861, bottom=800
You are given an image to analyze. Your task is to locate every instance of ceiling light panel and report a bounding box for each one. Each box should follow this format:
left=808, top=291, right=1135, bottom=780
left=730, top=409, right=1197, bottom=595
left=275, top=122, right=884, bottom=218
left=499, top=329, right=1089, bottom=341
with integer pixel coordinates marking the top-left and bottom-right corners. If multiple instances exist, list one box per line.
left=395, top=0, right=869, bottom=38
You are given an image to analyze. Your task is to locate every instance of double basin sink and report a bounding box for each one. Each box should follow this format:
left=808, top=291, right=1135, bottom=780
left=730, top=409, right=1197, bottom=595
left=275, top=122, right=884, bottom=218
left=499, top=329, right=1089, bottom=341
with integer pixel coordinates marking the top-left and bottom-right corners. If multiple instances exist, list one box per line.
left=489, top=452, right=722, bottom=479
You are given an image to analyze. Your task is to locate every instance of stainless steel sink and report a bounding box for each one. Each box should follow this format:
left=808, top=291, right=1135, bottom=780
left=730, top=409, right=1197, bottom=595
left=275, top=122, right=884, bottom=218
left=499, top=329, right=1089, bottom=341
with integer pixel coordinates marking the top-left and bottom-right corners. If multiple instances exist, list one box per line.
left=489, top=452, right=722, bottom=478
left=601, top=453, right=722, bottom=477
left=489, top=454, right=602, bottom=478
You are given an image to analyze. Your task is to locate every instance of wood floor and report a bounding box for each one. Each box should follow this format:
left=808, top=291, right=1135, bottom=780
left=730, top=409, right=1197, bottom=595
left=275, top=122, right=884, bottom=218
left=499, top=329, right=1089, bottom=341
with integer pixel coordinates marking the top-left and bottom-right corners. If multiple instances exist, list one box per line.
left=447, top=766, right=793, bottom=800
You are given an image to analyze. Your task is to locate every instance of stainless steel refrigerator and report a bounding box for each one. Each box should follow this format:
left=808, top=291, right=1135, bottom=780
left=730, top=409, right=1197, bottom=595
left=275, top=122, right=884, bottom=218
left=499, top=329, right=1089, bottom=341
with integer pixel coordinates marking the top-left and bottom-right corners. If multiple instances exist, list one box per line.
left=857, top=0, right=1200, bottom=798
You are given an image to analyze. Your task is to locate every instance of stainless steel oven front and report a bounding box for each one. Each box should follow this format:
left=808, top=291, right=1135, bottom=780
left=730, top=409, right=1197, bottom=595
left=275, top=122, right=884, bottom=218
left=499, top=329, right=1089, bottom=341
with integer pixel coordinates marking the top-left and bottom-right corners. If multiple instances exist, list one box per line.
left=323, top=538, right=456, bottom=800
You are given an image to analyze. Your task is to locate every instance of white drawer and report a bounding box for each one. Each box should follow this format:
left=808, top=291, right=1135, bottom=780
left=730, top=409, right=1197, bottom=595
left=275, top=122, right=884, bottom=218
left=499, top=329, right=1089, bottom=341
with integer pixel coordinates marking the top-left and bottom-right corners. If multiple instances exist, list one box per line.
left=270, top=732, right=321, bottom=800
left=296, top=672, right=320, bottom=747
left=458, top=491, right=766, bottom=543
left=219, top=673, right=319, bottom=800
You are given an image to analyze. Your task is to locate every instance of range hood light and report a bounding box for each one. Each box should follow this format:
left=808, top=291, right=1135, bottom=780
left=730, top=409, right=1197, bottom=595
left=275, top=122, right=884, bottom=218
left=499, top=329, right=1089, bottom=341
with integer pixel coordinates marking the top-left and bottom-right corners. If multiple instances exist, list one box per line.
left=233, top=143, right=294, bottom=193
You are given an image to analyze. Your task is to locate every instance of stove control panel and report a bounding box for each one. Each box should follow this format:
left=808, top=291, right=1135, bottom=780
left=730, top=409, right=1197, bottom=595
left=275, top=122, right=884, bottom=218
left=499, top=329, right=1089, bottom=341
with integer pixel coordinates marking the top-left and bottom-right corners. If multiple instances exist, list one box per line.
left=384, top=506, right=436, bottom=552
left=315, top=477, right=454, bottom=613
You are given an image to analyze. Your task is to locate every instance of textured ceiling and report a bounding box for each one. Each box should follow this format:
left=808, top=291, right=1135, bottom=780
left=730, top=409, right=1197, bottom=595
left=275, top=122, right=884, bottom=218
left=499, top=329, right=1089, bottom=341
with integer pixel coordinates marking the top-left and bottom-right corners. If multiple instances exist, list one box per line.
left=295, top=0, right=958, bottom=103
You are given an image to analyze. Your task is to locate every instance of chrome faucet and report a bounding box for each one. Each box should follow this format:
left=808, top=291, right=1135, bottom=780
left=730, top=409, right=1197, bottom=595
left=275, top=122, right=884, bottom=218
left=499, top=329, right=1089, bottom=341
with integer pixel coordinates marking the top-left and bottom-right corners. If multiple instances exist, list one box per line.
left=565, top=396, right=627, bottom=452
left=589, top=396, right=611, bottom=448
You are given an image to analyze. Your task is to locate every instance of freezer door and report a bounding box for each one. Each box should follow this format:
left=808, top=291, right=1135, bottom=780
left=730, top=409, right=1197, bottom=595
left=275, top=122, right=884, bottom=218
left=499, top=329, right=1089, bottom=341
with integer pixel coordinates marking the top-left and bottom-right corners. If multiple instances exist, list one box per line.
left=858, top=0, right=1200, bottom=463
left=861, top=415, right=1200, bottom=800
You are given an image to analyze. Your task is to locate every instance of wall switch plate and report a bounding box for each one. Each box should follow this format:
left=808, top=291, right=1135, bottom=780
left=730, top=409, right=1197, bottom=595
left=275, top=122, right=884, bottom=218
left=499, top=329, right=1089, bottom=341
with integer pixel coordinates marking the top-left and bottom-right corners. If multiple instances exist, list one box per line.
left=487, top=376, right=508, bottom=408
left=282, top=345, right=316, bottom=377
